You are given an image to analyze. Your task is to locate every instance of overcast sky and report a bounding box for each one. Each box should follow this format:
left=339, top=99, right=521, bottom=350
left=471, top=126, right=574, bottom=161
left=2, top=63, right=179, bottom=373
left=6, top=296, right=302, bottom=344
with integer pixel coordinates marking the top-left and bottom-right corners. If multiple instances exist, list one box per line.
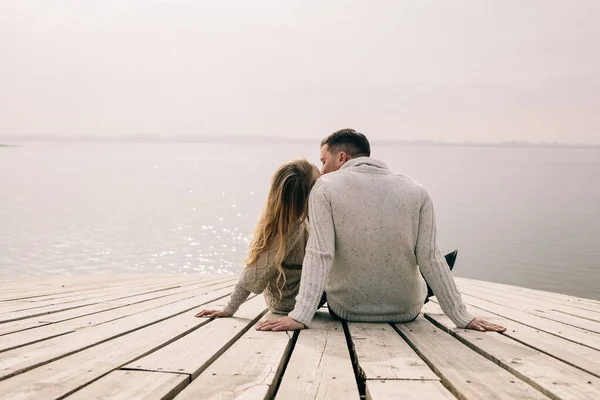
left=1, top=1, right=599, bottom=143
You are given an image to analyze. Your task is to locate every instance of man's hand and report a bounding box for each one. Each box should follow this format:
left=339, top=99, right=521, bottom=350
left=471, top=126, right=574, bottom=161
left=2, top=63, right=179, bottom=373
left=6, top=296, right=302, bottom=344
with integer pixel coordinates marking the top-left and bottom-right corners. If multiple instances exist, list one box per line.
left=466, top=317, right=506, bottom=332
left=256, top=316, right=305, bottom=331
left=194, top=309, right=230, bottom=318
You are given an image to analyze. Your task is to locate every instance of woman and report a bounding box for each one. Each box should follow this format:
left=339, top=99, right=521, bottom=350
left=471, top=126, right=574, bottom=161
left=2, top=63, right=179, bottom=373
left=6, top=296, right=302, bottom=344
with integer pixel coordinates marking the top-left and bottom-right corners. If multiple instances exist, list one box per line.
left=195, top=159, right=321, bottom=318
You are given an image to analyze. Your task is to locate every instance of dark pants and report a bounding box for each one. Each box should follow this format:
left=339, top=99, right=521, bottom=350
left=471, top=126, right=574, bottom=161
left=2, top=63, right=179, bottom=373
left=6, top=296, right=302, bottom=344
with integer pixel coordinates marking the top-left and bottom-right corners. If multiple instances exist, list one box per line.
left=424, top=249, right=458, bottom=303
left=317, top=292, right=341, bottom=320
left=317, top=249, right=458, bottom=315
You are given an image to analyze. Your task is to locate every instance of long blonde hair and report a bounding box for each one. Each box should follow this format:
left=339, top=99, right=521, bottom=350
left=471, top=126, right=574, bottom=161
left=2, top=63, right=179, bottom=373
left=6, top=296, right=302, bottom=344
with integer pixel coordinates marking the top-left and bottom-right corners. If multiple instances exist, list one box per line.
left=245, top=159, right=315, bottom=296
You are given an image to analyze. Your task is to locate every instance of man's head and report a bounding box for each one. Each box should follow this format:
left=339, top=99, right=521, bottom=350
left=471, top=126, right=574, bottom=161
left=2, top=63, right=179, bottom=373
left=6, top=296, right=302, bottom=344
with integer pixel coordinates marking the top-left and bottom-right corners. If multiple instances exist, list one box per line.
left=319, top=128, right=371, bottom=174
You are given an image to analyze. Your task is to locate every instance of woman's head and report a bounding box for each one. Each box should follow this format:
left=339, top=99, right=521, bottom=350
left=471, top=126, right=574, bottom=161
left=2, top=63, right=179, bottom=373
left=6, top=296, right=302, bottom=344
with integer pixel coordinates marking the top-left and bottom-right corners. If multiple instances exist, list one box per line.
left=246, top=159, right=320, bottom=294
left=266, top=159, right=320, bottom=227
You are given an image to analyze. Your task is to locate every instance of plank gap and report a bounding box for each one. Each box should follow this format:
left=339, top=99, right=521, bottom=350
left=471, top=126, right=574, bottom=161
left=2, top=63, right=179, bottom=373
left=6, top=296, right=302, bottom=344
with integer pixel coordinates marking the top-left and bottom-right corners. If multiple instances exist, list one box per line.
left=443, top=298, right=600, bottom=352
left=553, top=309, right=600, bottom=324
left=499, top=330, right=600, bottom=379
left=461, top=292, right=600, bottom=335
left=365, top=377, right=441, bottom=381
left=120, top=366, right=193, bottom=380
left=391, top=320, right=470, bottom=400
left=341, top=320, right=367, bottom=399
left=0, top=291, right=232, bottom=382
left=265, top=330, right=299, bottom=400
left=423, top=314, right=562, bottom=400
left=0, top=330, right=74, bottom=354
left=53, top=316, right=215, bottom=400
left=189, top=310, right=268, bottom=380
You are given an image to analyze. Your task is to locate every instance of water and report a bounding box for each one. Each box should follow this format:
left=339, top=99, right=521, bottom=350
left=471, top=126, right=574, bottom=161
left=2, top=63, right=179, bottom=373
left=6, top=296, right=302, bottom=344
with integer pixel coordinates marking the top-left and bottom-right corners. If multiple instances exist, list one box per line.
left=1, top=142, right=599, bottom=300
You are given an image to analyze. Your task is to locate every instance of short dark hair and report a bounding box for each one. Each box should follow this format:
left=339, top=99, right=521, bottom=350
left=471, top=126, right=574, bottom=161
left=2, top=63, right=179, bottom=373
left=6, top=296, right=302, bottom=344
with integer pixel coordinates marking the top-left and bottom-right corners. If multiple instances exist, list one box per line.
left=320, top=128, right=371, bottom=157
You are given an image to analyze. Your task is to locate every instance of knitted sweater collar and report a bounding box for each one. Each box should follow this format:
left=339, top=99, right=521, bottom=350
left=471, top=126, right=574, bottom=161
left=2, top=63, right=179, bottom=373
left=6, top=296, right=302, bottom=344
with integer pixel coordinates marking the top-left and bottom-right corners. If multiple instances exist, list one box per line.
left=339, top=156, right=389, bottom=171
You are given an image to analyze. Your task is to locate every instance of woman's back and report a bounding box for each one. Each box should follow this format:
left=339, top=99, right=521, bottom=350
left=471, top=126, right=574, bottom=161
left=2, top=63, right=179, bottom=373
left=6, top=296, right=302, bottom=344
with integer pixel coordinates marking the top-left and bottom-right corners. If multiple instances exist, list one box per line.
left=237, top=222, right=307, bottom=313
left=194, top=159, right=319, bottom=319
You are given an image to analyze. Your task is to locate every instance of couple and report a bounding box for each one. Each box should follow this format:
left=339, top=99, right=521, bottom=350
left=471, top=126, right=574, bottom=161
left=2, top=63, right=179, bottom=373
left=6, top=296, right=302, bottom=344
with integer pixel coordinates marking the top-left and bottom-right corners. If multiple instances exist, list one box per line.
left=196, top=129, right=505, bottom=333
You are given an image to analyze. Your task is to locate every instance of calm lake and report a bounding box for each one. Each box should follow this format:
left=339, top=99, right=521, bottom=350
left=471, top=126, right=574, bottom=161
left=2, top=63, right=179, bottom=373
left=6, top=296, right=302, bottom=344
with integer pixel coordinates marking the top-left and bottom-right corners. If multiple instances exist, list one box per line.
left=1, top=142, right=599, bottom=300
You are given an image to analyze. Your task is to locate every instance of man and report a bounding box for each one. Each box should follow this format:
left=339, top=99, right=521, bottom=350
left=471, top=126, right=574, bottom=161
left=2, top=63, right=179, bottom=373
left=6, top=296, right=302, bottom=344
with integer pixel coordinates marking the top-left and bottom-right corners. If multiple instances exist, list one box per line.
left=257, top=129, right=505, bottom=332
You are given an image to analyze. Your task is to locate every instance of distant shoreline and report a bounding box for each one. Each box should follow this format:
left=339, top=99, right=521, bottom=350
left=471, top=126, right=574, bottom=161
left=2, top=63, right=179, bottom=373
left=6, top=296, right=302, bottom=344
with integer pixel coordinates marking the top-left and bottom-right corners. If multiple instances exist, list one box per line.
left=0, top=136, right=598, bottom=150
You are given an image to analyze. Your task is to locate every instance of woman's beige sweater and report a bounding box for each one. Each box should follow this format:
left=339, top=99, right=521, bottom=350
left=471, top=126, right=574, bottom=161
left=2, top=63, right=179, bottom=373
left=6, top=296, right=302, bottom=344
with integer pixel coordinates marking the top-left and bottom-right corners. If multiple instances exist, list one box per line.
left=224, top=222, right=307, bottom=315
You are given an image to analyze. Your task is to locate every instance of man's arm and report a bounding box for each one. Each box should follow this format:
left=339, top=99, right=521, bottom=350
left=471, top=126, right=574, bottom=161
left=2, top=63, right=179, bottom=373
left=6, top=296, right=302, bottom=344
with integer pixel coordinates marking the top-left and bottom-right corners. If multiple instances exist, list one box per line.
left=415, top=190, right=476, bottom=328
left=257, top=180, right=335, bottom=331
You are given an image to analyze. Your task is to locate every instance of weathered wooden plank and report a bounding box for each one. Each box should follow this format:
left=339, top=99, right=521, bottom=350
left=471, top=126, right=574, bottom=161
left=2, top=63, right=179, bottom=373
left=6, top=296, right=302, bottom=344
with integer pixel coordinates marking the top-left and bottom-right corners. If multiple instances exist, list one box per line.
left=0, top=297, right=171, bottom=338
left=425, top=310, right=600, bottom=400
left=394, top=317, right=548, bottom=399
left=347, top=322, right=438, bottom=380
left=457, top=285, right=600, bottom=333
left=124, top=295, right=267, bottom=376
left=0, top=274, right=182, bottom=302
left=457, top=278, right=600, bottom=309
left=0, top=274, right=157, bottom=289
left=174, top=312, right=295, bottom=400
left=0, top=275, right=196, bottom=312
left=0, top=318, right=52, bottom=337
left=0, top=282, right=177, bottom=320
left=366, top=380, right=456, bottom=400
left=0, top=301, right=31, bottom=312
left=5, top=274, right=190, bottom=300
left=29, top=274, right=199, bottom=298
left=456, top=280, right=600, bottom=322
left=0, top=285, right=234, bottom=380
left=424, top=302, right=600, bottom=378
left=458, top=285, right=600, bottom=324
left=458, top=294, right=600, bottom=351
left=276, top=311, right=360, bottom=399
left=0, top=274, right=144, bottom=291
left=347, top=323, right=456, bottom=400
left=0, top=298, right=230, bottom=400
left=0, top=276, right=233, bottom=323
left=0, top=277, right=236, bottom=338
left=0, top=274, right=223, bottom=305
left=104, top=276, right=236, bottom=306
left=67, top=370, right=188, bottom=400
left=0, top=279, right=237, bottom=353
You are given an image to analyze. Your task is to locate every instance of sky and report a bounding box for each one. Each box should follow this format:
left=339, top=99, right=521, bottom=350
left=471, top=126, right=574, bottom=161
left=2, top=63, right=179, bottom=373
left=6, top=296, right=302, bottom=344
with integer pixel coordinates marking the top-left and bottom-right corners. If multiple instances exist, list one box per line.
left=1, top=1, right=599, bottom=143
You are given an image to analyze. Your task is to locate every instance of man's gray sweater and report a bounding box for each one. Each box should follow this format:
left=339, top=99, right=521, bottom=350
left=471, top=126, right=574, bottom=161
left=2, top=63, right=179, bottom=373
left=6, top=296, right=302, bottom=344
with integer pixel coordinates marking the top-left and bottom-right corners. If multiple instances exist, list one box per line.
left=288, top=157, right=475, bottom=328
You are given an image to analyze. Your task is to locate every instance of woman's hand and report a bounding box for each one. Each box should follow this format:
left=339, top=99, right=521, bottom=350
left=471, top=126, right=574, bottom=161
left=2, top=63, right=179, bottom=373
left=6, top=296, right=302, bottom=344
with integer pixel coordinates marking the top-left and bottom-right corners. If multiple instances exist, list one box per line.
left=466, top=317, right=506, bottom=332
left=194, top=309, right=231, bottom=318
left=255, top=316, right=305, bottom=331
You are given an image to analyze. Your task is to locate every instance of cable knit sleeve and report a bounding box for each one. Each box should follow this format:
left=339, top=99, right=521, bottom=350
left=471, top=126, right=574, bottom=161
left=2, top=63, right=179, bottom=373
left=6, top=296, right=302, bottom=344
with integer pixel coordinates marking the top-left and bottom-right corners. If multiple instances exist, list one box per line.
left=223, top=284, right=251, bottom=316
left=288, top=180, right=335, bottom=327
left=415, top=189, right=475, bottom=328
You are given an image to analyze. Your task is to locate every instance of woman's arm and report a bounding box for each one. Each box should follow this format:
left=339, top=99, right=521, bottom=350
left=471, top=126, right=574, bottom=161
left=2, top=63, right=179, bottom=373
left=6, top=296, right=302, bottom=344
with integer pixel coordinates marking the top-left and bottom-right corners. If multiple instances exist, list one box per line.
left=195, top=222, right=306, bottom=319
left=223, top=284, right=251, bottom=315
left=194, top=283, right=251, bottom=318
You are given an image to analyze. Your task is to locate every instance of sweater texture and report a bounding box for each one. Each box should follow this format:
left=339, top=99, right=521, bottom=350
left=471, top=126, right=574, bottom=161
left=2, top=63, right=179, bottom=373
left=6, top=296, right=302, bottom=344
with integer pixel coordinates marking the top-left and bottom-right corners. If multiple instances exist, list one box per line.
left=288, top=157, right=475, bottom=328
left=224, top=221, right=307, bottom=315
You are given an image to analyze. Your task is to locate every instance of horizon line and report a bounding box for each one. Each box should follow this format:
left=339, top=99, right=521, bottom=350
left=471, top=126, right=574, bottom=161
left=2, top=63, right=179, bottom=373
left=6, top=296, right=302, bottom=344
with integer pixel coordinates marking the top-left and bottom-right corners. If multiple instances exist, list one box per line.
left=0, top=134, right=598, bottom=149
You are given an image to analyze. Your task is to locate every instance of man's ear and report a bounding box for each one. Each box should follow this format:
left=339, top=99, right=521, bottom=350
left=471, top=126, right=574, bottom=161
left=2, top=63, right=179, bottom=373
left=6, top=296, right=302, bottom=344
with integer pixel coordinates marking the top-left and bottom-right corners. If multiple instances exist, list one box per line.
left=338, top=151, right=348, bottom=163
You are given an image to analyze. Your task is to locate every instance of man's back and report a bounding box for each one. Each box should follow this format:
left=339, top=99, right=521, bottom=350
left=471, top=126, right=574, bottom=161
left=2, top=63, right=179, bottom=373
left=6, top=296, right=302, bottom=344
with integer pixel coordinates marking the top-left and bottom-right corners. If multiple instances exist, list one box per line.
left=289, top=156, right=474, bottom=328
left=318, top=157, right=428, bottom=321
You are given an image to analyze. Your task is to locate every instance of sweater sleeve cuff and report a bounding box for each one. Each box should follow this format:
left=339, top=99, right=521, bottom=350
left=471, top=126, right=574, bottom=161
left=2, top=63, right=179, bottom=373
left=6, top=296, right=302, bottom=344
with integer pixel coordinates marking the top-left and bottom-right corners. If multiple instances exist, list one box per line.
left=223, top=284, right=251, bottom=316
left=288, top=308, right=314, bottom=328
left=223, top=303, right=239, bottom=316
left=450, top=309, right=476, bottom=328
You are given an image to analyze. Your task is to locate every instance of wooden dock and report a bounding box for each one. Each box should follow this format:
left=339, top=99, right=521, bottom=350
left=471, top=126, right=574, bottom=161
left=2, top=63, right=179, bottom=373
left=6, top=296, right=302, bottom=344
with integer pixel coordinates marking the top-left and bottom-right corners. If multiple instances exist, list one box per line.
left=0, top=274, right=599, bottom=399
